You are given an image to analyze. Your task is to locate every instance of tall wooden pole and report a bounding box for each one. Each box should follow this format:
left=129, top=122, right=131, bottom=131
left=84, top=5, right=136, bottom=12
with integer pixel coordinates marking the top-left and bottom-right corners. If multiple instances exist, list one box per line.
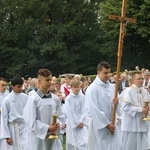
left=112, top=0, right=127, bottom=125
left=109, top=0, right=137, bottom=125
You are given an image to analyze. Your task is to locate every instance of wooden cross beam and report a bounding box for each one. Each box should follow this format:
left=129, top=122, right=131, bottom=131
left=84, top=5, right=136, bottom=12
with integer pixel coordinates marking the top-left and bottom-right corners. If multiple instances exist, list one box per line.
left=109, top=0, right=137, bottom=126
left=109, top=15, right=137, bottom=24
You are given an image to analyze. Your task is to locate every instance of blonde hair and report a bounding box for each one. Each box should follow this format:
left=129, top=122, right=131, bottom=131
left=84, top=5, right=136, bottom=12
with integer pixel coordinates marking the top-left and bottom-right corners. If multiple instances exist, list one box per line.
left=70, top=79, right=80, bottom=87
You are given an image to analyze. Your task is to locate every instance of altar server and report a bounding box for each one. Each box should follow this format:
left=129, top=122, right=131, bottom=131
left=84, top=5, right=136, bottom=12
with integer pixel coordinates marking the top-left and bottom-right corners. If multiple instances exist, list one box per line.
left=120, top=71, right=150, bottom=150
left=23, top=68, right=63, bottom=150
left=85, top=62, right=122, bottom=150
left=65, top=79, right=88, bottom=150
left=1, top=75, right=28, bottom=150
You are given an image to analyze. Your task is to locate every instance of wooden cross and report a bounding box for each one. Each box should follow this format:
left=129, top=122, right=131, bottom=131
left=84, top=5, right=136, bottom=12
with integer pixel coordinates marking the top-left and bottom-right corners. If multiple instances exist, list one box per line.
left=109, top=0, right=137, bottom=125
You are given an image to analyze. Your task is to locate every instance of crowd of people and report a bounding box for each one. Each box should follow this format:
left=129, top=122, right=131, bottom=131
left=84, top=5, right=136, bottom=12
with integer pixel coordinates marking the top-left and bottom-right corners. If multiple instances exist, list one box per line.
left=0, top=62, right=150, bottom=150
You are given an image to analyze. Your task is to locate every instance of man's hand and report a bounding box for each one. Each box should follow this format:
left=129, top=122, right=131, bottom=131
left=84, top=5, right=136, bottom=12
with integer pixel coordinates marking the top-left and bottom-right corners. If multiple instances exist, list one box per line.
left=142, top=107, right=149, bottom=116
left=106, top=123, right=115, bottom=135
left=6, top=138, right=13, bottom=145
left=49, top=122, right=60, bottom=134
left=78, top=122, right=84, bottom=128
left=113, top=98, right=118, bottom=105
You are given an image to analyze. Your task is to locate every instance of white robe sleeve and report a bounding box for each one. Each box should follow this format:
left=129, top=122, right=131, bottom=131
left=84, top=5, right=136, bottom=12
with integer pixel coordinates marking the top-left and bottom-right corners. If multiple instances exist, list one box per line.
left=121, top=101, right=142, bottom=117
left=85, top=88, right=110, bottom=130
left=65, top=98, right=79, bottom=128
left=78, top=97, right=88, bottom=125
left=1, top=100, right=11, bottom=139
left=119, top=89, right=143, bottom=117
left=23, top=98, right=49, bottom=140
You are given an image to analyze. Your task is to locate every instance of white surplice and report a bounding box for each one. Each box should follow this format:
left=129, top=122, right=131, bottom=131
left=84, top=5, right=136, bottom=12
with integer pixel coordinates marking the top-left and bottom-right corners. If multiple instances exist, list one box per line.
left=148, top=123, right=150, bottom=149
left=0, top=91, right=8, bottom=123
left=85, top=76, right=122, bottom=150
left=119, top=84, right=150, bottom=150
left=0, top=91, right=9, bottom=149
left=23, top=92, right=63, bottom=150
left=64, top=90, right=88, bottom=150
left=1, top=91, right=28, bottom=150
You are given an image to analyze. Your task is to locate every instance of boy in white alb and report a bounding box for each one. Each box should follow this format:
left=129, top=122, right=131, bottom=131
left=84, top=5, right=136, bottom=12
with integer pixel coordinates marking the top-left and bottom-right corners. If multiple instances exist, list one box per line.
left=23, top=69, right=63, bottom=150
left=65, top=79, right=88, bottom=150
left=1, top=75, right=28, bottom=150
left=120, top=71, right=150, bottom=150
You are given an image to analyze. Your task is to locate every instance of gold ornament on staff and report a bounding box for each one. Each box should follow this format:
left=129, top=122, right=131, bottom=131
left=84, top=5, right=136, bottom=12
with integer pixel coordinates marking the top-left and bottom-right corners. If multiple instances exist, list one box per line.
left=142, top=101, right=150, bottom=121
left=109, top=0, right=137, bottom=128
left=48, top=106, right=59, bottom=139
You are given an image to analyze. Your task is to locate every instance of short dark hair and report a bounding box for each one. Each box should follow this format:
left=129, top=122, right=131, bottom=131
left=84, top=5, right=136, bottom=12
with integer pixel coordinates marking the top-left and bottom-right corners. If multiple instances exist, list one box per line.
left=11, top=75, right=23, bottom=86
left=0, top=77, right=7, bottom=82
left=97, top=62, right=110, bottom=71
left=38, top=69, right=51, bottom=77
left=132, top=71, right=142, bottom=79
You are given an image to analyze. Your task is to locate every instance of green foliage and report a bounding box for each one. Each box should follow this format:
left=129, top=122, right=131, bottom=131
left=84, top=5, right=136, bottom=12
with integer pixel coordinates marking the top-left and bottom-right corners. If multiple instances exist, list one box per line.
left=0, top=0, right=102, bottom=79
left=90, top=75, right=96, bottom=81
left=0, top=0, right=149, bottom=79
left=98, top=1, right=121, bottom=70
left=99, top=0, right=150, bottom=71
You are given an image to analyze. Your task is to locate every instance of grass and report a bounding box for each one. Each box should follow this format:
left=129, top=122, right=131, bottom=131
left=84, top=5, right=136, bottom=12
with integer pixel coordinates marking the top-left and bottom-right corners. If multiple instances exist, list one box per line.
left=62, top=134, right=66, bottom=150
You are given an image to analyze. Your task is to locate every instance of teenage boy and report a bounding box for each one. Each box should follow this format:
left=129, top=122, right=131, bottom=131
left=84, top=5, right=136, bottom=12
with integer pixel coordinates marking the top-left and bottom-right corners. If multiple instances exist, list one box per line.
left=1, top=75, right=28, bottom=150
left=23, top=69, right=63, bottom=150
left=120, top=71, right=150, bottom=150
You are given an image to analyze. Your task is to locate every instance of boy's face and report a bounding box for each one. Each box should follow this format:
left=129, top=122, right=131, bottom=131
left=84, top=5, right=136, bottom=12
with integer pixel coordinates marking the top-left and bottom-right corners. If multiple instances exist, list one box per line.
left=71, top=85, right=80, bottom=95
left=65, top=77, right=70, bottom=85
left=83, top=81, right=89, bottom=87
left=0, top=80, right=7, bottom=93
left=133, top=74, right=143, bottom=87
left=38, top=75, right=52, bottom=90
left=12, top=85, right=23, bottom=93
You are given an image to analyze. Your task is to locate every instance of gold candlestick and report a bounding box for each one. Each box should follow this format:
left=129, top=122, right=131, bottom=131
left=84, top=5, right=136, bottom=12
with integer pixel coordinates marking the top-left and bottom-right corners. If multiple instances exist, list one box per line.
left=48, top=114, right=59, bottom=139
left=142, top=101, right=150, bottom=121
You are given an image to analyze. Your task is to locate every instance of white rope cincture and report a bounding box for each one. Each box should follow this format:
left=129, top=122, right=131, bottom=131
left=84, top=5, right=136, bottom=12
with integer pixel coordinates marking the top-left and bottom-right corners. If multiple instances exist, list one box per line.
left=13, top=123, right=22, bottom=150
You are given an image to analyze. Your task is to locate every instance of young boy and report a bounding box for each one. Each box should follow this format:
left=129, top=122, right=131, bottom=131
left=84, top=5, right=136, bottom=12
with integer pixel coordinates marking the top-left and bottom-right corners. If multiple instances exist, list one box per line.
left=23, top=69, right=63, bottom=150
left=60, top=75, right=72, bottom=98
left=1, top=75, right=28, bottom=150
left=64, top=79, right=88, bottom=150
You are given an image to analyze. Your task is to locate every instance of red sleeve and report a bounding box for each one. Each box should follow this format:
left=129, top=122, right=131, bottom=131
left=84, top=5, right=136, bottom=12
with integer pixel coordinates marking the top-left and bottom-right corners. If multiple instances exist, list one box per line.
left=64, top=87, right=70, bottom=96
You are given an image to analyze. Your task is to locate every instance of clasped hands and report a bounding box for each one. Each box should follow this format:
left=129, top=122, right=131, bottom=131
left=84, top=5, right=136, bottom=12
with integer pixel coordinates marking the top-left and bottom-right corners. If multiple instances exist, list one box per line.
left=78, top=122, right=84, bottom=128
left=49, top=122, right=60, bottom=134
left=142, top=106, right=149, bottom=116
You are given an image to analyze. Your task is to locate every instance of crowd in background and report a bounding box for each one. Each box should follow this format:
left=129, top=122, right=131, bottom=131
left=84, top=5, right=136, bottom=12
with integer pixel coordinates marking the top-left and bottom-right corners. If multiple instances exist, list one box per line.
left=9, top=65, right=149, bottom=98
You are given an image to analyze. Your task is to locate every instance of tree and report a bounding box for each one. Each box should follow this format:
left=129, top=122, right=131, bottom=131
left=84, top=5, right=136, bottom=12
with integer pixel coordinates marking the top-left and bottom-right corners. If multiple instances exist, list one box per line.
left=99, top=0, right=150, bottom=71
left=0, top=0, right=103, bottom=79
